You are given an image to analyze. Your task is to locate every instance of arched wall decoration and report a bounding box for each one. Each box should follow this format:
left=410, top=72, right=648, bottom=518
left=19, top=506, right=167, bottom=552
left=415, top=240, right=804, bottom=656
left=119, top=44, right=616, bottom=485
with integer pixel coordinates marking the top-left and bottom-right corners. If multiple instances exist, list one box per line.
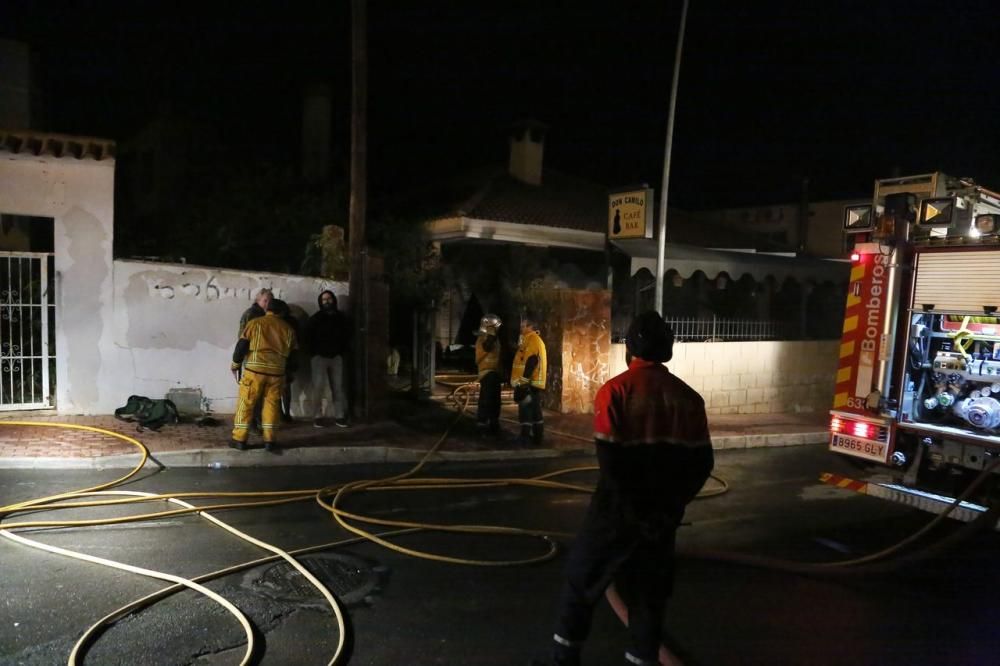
left=618, top=240, right=849, bottom=285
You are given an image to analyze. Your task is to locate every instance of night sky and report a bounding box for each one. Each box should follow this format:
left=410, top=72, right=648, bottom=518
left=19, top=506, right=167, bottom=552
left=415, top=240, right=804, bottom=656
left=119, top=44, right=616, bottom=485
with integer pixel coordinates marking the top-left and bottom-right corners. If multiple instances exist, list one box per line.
left=5, top=0, right=1000, bottom=208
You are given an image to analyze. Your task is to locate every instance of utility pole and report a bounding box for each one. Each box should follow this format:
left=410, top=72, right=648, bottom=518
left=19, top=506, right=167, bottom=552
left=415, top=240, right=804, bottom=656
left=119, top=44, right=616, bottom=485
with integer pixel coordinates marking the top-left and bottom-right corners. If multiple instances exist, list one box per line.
left=654, top=0, right=689, bottom=315
left=350, top=0, right=369, bottom=420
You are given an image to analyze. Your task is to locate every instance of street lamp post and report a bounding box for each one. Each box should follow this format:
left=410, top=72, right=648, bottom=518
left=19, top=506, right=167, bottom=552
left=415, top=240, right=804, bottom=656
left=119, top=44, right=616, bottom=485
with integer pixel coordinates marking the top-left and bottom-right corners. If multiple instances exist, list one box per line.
left=654, top=0, right=689, bottom=315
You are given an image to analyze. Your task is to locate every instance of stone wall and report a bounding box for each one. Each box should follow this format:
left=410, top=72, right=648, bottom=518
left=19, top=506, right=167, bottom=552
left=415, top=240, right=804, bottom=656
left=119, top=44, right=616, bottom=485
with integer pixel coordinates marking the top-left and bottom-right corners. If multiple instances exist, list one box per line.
left=610, top=339, right=838, bottom=415
left=531, top=289, right=611, bottom=414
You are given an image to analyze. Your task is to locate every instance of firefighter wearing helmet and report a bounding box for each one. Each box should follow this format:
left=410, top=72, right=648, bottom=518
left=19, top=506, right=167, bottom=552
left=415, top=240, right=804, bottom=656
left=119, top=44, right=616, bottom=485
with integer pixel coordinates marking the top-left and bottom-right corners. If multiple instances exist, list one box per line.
left=535, top=311, right=714, bottom=666
left=511, top=309, right=547, bottom=447
left=475, top=314, right=503, bottom=436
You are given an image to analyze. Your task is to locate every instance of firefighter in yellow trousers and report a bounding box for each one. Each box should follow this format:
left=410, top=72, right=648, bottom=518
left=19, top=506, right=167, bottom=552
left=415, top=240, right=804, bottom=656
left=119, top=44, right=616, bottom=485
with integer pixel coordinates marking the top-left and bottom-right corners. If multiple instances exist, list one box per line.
left=230, top=292, right=298, bottom=453
left=511, top=310, right=547, bottom=447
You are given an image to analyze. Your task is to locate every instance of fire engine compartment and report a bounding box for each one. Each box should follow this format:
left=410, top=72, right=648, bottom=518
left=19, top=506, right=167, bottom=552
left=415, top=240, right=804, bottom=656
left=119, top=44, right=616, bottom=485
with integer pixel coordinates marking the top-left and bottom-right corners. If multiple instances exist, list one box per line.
left=900, top=312, right=1000, bottom=435
left=831, top=174, right=1000, bottom=501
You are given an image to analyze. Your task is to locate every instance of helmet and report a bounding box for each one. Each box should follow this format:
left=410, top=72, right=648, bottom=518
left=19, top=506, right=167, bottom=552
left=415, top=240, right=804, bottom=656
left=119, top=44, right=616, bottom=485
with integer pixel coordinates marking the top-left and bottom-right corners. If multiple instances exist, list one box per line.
left=626, top=311, right=674, bottom=362
left=477, top=314, right=502, bottom=336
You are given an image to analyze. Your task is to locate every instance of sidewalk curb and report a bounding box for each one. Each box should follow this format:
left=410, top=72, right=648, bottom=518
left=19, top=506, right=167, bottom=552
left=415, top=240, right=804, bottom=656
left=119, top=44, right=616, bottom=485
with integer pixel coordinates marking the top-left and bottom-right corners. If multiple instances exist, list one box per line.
left=0, top=445, right=572, bottom=470
left=0, top=431, right=830, bottom=469
left=713, top=431, right=828, bottom=450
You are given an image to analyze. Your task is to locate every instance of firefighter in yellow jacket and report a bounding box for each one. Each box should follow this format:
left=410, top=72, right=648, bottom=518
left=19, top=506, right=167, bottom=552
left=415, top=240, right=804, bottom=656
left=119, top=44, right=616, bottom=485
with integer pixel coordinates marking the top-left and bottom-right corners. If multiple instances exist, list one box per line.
left=511, top=310, right=547, bottom=447
left=230, top=292, right=298, bottom=452
left=475, top=314, right=503, bottom=437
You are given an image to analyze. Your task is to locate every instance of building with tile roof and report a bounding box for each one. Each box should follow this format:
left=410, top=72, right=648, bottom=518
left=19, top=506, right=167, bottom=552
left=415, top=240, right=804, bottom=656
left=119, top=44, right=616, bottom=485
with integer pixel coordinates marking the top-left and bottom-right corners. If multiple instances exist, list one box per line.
left=406, top=121, right=848, bottom=357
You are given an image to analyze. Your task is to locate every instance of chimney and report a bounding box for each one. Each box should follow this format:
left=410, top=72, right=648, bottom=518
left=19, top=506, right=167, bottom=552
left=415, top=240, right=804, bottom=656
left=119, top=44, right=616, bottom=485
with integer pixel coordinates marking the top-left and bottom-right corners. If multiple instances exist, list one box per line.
left=302, top=83, right=332, bottom=184
left=0, top=40, right=35, bottom=130
left=508, top=120, right=547, bottom=186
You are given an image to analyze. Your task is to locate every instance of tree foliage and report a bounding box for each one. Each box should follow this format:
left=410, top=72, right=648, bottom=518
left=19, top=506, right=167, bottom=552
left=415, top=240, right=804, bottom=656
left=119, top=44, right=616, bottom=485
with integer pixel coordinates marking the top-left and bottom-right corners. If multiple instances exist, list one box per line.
left=119, top=160, right=344, bottom=274
left=185, top=162, right=343, bottom=273
left=368, top=215, right=445, bottom=308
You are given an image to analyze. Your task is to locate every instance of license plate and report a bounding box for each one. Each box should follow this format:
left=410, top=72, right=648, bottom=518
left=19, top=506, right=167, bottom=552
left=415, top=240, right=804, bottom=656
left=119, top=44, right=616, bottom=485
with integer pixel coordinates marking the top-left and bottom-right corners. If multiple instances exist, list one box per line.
left=829, top=433, right=889, bottom=463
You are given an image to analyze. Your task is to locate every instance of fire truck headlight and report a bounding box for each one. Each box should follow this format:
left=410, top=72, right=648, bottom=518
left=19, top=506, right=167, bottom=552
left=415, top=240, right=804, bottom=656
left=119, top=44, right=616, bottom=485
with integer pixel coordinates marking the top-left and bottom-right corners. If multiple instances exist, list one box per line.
left=843, top=204, right=873, bottom=233
left=973, top=213, right=996, bottom=236
left=918, top=197, right=955, bottom=227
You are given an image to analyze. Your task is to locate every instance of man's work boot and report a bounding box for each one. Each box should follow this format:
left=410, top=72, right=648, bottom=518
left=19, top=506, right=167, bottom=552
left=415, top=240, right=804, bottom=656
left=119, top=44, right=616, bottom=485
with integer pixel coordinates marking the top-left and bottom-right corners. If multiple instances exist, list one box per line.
left=624, top=651, right=659, bottom=665
left=229, top=439, right=247, bottom=451
left=530, top=657, right=580, bottom=666
left=515, top=425, right=533, bottom=448
left=264, top=440, right=278, bottom=453
left=529, top=645, right=581, bottom=666
left=532, top=424, right=544, bottom=447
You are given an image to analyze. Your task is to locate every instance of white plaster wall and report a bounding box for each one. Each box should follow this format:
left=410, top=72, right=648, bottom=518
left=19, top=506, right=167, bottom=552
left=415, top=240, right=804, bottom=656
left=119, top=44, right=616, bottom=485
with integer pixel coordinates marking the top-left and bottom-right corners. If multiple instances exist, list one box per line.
left=0, top=152, right=116, bottom=414
left=1, top=152, right=352, bottom=416
left=609, top=340, right=839, bottom=415
left=111, top=260, right=348, bottom=415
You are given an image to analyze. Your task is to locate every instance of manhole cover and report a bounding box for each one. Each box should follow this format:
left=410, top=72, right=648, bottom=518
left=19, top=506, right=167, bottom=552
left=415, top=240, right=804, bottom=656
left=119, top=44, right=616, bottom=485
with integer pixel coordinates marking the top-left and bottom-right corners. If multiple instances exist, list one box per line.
left=245, top=552, right=383, bottom=607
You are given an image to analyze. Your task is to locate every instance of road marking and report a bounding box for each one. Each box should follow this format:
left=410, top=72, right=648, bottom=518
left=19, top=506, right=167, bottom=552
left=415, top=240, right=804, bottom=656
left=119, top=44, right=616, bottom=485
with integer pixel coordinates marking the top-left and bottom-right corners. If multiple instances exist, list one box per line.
left=22, top=520, right=184, bottom=534
left=813, top=537, right=854, bottom=554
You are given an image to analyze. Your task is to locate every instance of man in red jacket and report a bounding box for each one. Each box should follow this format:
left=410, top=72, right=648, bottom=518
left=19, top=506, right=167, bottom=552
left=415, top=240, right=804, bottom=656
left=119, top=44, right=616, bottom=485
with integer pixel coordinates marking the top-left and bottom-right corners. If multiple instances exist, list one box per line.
left=536, top=311, right=714, bottom=666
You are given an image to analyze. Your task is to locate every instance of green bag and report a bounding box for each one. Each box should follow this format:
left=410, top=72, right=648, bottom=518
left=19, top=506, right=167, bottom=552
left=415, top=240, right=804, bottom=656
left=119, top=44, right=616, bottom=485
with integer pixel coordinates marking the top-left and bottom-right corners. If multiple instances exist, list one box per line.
left=114, top=395, right=180, bottom=432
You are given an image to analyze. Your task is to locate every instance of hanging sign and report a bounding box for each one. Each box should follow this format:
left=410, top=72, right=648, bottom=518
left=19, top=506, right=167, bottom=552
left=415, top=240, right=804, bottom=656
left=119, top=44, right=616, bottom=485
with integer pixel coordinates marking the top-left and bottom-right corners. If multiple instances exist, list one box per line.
left=608, top=188, right=654, bottom=239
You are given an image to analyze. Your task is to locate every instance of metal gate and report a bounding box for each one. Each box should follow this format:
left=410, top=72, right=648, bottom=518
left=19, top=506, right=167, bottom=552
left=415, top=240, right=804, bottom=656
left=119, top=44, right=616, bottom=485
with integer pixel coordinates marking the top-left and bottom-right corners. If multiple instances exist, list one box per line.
left=1, top=252, right=55, bottom=410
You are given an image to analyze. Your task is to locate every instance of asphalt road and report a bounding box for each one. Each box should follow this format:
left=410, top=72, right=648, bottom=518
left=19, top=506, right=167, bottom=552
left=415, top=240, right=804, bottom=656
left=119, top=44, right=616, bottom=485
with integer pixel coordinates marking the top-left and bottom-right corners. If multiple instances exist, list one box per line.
left=2, top=445, right=999, bottom=666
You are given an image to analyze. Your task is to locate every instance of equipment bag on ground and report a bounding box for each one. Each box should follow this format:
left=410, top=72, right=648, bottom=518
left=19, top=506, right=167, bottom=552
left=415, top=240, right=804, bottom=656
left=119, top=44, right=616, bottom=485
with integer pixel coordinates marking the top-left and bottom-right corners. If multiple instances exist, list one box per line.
left=114, top=395, right=180, bottom=432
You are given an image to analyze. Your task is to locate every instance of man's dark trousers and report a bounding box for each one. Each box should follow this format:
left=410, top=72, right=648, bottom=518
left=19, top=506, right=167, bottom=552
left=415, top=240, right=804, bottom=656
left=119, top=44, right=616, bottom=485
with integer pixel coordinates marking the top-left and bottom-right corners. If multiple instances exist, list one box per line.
left=477, top=371, right=501, bottom=433
left=553, top=503, right=676, bottom=663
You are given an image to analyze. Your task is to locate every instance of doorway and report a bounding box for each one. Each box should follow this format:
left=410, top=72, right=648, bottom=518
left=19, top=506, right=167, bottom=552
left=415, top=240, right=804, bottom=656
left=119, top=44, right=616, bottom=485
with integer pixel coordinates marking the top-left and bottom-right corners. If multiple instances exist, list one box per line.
left=1, top=214, right=56, bottom=410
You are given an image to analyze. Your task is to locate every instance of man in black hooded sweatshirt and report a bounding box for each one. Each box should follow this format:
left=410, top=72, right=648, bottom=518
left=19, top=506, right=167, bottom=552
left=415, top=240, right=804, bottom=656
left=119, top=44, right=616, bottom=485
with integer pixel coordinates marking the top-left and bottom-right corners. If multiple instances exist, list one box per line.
left=306, top=290, right=351, bottom=427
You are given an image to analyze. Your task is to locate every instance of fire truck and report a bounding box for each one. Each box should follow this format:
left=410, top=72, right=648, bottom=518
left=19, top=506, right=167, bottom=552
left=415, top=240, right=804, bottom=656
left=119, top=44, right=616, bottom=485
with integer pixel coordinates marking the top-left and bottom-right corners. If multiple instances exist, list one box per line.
left=829, top=172, right=1000, bottom=519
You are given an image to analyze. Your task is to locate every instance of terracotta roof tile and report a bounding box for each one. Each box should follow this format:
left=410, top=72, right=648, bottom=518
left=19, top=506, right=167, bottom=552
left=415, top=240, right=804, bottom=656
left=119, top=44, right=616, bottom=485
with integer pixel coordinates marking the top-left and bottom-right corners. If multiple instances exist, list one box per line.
left=0, top=129, right=116, bottom=161
left=461, top=169, right=607, bottom=233
left=408, top=164, right=761, bottom=247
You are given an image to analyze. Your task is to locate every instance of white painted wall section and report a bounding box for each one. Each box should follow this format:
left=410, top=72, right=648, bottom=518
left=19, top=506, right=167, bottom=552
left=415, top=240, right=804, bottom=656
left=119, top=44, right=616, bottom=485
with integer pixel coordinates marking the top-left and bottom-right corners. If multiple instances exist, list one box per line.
left=0, top=150, right=116, bottom=414
left=111, top=260, right=348, bottom=415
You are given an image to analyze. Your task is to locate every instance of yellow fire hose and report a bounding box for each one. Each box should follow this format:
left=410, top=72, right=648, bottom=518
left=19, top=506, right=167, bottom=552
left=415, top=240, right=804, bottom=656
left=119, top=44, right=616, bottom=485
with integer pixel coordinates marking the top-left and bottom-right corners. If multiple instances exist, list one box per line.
left=0, top=425, right=345, bottom=665
left=3, top=387, right=996, bottom=666
left=0, top=395, right=597, bottom=664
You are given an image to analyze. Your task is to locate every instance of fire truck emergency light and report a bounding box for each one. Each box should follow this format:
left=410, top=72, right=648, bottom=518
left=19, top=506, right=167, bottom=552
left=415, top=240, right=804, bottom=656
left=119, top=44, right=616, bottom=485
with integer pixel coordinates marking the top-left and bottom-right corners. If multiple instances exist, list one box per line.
left=843, top=204, right=873, bottom=233
left=829, top=416, right=844, bottom=433
left=830, top=415, right=880, bottom=440
left=853, top=421, right=876, bottom=439
left=918, top=197, right=956, bottom=226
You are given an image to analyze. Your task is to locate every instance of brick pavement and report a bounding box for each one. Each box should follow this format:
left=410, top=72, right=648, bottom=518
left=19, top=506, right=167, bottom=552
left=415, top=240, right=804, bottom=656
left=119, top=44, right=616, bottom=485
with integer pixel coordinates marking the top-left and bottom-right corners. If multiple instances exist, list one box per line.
left=0, top=394, right=830, bottom=464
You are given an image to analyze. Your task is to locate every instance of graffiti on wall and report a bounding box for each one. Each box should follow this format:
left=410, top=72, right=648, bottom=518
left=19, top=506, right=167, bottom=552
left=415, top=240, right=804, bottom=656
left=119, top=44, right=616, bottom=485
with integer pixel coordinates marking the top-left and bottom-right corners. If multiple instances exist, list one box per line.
left=118, top=261, right=344, bottom=352
left=148, top=275, right=286, bottom=302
